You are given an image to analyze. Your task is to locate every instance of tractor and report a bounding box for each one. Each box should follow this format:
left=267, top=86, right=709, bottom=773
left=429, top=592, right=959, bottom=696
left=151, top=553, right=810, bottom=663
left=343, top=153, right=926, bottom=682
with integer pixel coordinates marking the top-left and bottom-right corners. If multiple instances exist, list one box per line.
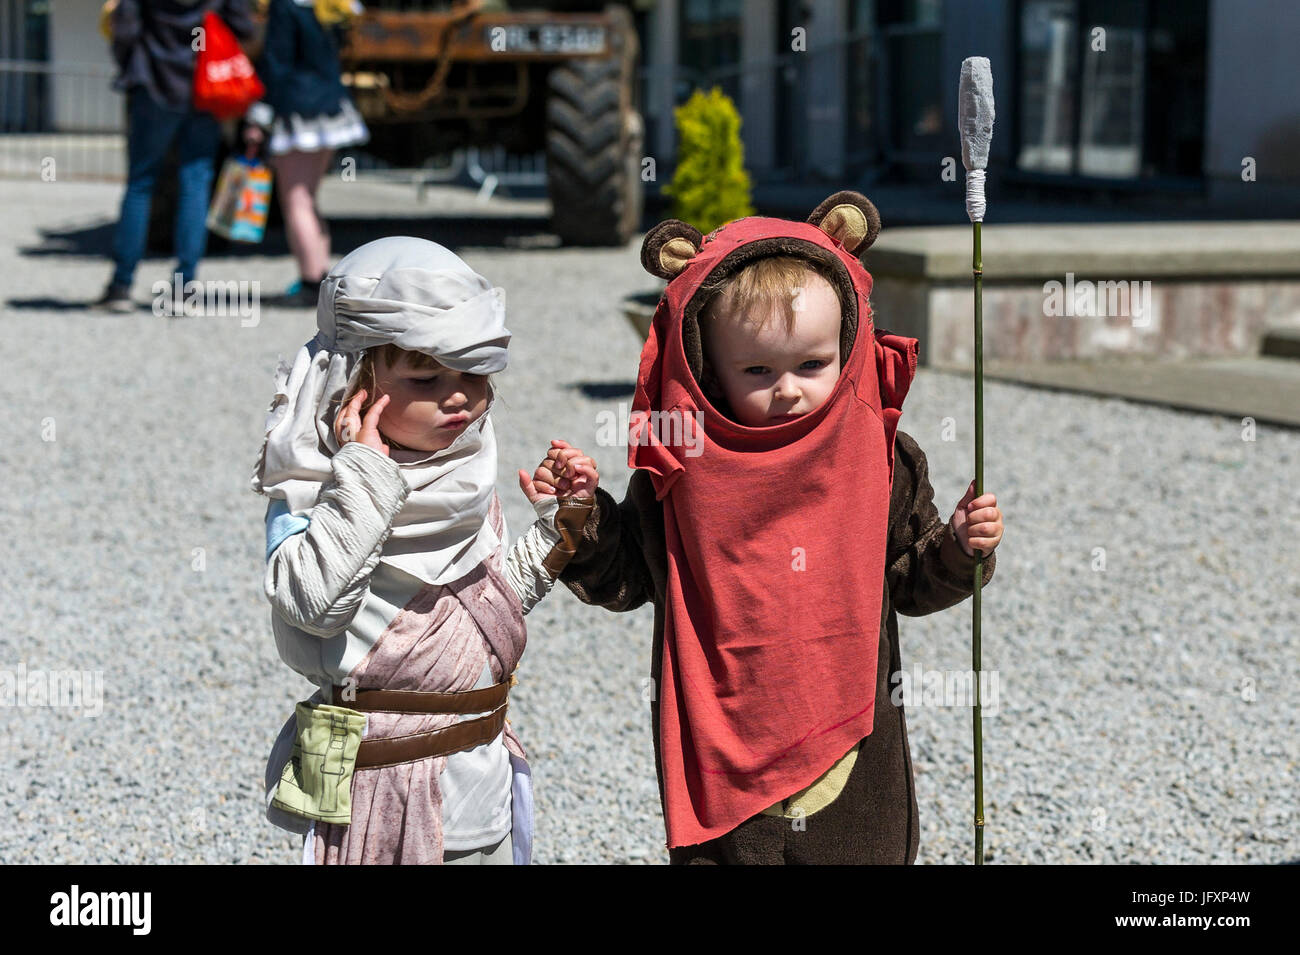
left=147, top=0, right=646, bottom=252
left=343, top=0, right=646, bottom=246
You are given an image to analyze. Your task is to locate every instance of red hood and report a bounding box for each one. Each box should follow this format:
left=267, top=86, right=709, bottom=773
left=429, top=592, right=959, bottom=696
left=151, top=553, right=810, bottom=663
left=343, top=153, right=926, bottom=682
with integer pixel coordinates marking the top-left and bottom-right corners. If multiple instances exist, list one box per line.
left=630, top=214, right=918, bottom=495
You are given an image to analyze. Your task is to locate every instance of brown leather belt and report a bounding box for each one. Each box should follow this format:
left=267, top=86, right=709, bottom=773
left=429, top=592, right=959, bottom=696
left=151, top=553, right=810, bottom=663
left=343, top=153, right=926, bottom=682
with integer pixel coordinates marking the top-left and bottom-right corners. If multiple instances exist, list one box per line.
left=330, top=680, right=510, bottom=770
left=331, top=681, right=508, bottom=714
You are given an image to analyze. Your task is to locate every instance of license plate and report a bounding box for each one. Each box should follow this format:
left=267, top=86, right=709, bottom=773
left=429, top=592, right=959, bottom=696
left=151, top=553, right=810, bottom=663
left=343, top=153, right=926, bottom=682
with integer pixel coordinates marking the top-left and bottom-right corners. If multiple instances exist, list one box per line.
left=486, top=24, right=608, bottom=55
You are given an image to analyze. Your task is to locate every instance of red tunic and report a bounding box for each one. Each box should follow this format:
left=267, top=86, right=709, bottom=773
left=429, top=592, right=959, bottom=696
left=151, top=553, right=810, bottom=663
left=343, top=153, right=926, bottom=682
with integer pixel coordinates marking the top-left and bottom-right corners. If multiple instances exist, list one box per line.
left=628, top=217, right=918, bottom=846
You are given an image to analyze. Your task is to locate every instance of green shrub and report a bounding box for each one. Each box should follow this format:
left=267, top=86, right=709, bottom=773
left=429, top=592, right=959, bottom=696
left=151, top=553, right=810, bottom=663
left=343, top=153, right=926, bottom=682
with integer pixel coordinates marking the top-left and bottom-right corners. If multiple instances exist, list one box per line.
left=663, top=87, right=755, bottom=234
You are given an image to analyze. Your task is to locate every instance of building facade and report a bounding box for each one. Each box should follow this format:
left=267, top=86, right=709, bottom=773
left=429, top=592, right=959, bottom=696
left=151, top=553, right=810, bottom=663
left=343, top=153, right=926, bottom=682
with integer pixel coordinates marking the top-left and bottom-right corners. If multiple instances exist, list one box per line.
left=639, top=0, right=1300, bottom=211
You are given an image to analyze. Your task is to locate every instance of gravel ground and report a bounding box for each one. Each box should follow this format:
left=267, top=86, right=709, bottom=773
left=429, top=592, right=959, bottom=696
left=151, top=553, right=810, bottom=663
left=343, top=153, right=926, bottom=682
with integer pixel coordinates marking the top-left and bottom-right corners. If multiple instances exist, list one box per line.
left=1, top=177, right=1296, bottom=865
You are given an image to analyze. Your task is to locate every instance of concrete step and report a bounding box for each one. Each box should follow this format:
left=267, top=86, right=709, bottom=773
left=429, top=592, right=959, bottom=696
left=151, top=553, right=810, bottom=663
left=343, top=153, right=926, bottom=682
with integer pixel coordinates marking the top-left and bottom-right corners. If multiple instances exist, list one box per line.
left=975, top=356, right=1300, bottom=428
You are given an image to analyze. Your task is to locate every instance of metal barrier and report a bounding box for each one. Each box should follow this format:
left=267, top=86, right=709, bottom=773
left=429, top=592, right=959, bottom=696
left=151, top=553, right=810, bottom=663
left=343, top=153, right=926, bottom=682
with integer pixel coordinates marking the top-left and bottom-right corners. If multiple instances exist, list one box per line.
left=0, top=58, right=548, bottom=199
left=330, top=144, right=547, bottom=202
left=0, top=59, right=125, bottom=180
left=462, top=145, right=547, bottom=200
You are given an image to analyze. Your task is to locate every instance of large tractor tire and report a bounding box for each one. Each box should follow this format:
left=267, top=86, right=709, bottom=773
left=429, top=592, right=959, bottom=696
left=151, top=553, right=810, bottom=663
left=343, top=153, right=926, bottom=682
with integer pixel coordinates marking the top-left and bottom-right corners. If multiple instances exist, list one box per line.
left=545, top=9, right=644, bottom=246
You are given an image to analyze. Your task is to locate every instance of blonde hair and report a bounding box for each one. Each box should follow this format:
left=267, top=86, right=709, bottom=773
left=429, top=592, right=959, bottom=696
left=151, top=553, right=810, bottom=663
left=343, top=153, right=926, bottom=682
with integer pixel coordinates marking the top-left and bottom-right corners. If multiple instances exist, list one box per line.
left=702, top=256, right=836, bottom=335
left=341, top=345, right=472, bottom=418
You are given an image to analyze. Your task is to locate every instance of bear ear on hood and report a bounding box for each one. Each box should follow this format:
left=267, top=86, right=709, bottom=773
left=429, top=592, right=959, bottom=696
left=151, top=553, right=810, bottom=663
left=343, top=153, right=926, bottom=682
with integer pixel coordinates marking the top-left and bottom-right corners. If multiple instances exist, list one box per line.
left=640, top=219, right=704, bottom=280
left=807, top=190, right=881, bottom=254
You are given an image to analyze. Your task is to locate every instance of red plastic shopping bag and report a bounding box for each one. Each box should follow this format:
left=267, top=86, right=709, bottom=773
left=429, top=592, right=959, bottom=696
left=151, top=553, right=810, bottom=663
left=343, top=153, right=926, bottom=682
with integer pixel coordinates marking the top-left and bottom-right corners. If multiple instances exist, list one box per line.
left=192, top=11, right=264, bottom=120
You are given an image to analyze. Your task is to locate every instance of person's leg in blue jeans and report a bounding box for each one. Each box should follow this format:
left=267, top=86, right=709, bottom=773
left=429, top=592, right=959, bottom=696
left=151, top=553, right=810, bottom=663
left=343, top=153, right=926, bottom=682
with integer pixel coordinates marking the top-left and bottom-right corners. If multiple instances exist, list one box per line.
left=109, top=92, right=186, bottom=290
left=173, top=109, right=222, bottom=286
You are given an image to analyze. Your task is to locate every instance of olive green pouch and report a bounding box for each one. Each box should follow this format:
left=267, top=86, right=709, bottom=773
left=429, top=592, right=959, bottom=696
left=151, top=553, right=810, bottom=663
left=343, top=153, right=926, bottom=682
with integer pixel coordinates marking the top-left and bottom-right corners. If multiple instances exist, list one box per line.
left=270, top=702, right=367, bottom=826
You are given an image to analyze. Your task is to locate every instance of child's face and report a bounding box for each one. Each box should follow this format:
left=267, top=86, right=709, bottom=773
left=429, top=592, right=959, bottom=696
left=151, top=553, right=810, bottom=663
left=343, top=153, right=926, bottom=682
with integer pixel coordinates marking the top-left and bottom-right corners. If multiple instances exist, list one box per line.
left=702, top=272, right=843, bottom=428
left=371, top=350, right=490, bottom=452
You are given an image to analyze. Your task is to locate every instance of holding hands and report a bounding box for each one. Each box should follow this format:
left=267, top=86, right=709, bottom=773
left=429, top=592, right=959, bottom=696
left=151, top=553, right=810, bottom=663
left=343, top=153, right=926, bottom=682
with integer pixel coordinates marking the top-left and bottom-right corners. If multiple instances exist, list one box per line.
left=519, top=439, right=599, bottom=502
left=951, top=480, right=1003, bottom=559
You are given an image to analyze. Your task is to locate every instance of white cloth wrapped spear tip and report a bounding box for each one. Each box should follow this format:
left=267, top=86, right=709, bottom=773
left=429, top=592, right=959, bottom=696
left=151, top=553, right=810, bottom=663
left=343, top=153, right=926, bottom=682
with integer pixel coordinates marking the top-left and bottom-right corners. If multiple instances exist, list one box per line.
left=958, top=56, right=995, bottom=224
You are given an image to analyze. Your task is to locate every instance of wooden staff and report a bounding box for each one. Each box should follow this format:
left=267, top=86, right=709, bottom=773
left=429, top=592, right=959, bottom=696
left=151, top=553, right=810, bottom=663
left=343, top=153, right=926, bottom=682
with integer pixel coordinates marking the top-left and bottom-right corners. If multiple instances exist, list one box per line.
left=958, top=55, right=995, bottom=866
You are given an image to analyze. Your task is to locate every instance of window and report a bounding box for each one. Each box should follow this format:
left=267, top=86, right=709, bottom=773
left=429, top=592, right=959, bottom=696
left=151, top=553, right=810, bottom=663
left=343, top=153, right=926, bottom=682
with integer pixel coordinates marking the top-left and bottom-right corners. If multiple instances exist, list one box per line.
left=679, top=0, right=743, bottom=104
left=876, top=0, right=944, bottom=163
left=844, top=0, right=878, bottom=170
left=1016, top=0, right=1207, bottom=181
left=0, top=0, right=50, bottom=133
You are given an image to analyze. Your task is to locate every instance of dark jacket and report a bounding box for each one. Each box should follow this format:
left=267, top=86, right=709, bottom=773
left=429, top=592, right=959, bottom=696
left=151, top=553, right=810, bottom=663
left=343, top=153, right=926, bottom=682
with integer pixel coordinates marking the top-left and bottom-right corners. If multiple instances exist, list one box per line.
left=255, top=0, right=351, bottom=120
left=111, top=0, right=256, bottom=110
left=560, top=429, right=996, bottom=863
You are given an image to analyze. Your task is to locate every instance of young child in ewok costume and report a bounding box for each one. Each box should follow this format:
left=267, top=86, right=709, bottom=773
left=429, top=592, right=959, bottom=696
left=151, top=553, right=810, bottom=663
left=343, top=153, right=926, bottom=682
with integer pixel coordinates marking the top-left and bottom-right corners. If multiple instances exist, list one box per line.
left=251, top=236, right=599, bottom=865
left=554, top=191, right=1005, bottom=863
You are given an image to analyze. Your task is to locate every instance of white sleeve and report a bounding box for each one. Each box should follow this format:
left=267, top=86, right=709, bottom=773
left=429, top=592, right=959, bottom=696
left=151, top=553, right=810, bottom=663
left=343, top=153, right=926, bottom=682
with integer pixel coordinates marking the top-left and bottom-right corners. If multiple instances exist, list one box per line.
left=504, top=494, right=595, bottom=616
left=263, top=441, right=410, bottom=637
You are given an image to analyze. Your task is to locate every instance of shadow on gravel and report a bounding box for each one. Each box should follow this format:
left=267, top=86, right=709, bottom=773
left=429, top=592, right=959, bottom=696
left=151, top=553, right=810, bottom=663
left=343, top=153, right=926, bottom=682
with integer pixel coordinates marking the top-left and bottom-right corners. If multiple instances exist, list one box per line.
left=4, top=297, right=108, bottom=311
left=14, top=218, right=246, bottom=259
left=322, top=215, right=563, bottom=253
left=573, top=381, right=637, bottom=400
left=17, top=214, right=568, bottom=264
left=18, top=221, right=118, bottom=258
left=3, top=297, right=213, bottom=315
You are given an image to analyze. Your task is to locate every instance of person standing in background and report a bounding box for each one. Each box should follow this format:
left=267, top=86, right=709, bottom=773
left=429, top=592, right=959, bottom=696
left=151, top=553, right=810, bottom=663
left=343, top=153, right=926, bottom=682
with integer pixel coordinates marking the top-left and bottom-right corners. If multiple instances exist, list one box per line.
left=245, top=0, right=369, bottom=308
left=97, top=0, right=258, bottom=313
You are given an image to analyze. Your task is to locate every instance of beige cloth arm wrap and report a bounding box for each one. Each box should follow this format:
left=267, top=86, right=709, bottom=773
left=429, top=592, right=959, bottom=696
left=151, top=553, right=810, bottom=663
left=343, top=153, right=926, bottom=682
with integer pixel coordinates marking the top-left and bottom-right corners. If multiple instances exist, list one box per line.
left=504, top=495, right=596, bottom=615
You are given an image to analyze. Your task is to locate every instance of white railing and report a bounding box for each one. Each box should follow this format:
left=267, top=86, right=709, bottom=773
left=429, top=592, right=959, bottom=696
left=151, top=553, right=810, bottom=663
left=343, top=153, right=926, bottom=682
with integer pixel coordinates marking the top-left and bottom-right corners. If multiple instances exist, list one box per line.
left=0, top=59, right=126, bottom=180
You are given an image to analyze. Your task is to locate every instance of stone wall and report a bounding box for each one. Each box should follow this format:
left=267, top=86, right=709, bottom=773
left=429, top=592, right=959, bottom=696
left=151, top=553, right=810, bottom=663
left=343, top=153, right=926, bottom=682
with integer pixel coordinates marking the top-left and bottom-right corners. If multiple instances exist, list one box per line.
left=864, top=223, right=1300, bottom=368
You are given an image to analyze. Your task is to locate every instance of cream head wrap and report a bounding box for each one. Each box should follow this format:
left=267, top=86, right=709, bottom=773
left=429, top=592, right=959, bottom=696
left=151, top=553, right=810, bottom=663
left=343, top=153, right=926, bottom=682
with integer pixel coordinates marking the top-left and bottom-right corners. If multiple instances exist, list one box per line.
left=250, top=236, right=510, bottom=588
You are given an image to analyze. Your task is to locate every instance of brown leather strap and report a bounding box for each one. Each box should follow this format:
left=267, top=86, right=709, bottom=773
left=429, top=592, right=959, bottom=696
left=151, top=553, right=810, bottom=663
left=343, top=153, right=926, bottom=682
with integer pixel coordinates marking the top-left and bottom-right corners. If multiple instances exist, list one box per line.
left=543, top=495, right=597, bottom=577
left=331, top=680, right=509, bottom=714
left=354, top=704, right=508, bottom=770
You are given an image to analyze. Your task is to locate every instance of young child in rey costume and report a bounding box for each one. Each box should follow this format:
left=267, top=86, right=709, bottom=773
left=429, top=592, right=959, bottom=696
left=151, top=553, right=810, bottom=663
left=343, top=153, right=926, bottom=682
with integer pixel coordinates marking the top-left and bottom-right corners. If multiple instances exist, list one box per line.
left=252, top=236, right=599, bottom=865
left=550, top=191, right=1005, bottom=863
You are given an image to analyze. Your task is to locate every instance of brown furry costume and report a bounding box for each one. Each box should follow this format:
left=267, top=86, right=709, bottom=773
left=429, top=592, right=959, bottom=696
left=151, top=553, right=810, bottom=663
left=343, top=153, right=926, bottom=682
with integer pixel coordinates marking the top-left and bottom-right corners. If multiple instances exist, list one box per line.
left=560, top=192, right=996, bottom=863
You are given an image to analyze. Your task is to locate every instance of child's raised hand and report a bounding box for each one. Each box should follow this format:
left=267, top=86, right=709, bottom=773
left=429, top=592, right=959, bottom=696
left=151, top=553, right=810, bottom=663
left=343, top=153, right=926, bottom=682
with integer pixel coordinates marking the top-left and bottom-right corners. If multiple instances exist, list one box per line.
left=517, top=439, right=599, bottom=503
left=334, top=389, right=391, bottom=457
left=951, top=480, right=1003, bottom=558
